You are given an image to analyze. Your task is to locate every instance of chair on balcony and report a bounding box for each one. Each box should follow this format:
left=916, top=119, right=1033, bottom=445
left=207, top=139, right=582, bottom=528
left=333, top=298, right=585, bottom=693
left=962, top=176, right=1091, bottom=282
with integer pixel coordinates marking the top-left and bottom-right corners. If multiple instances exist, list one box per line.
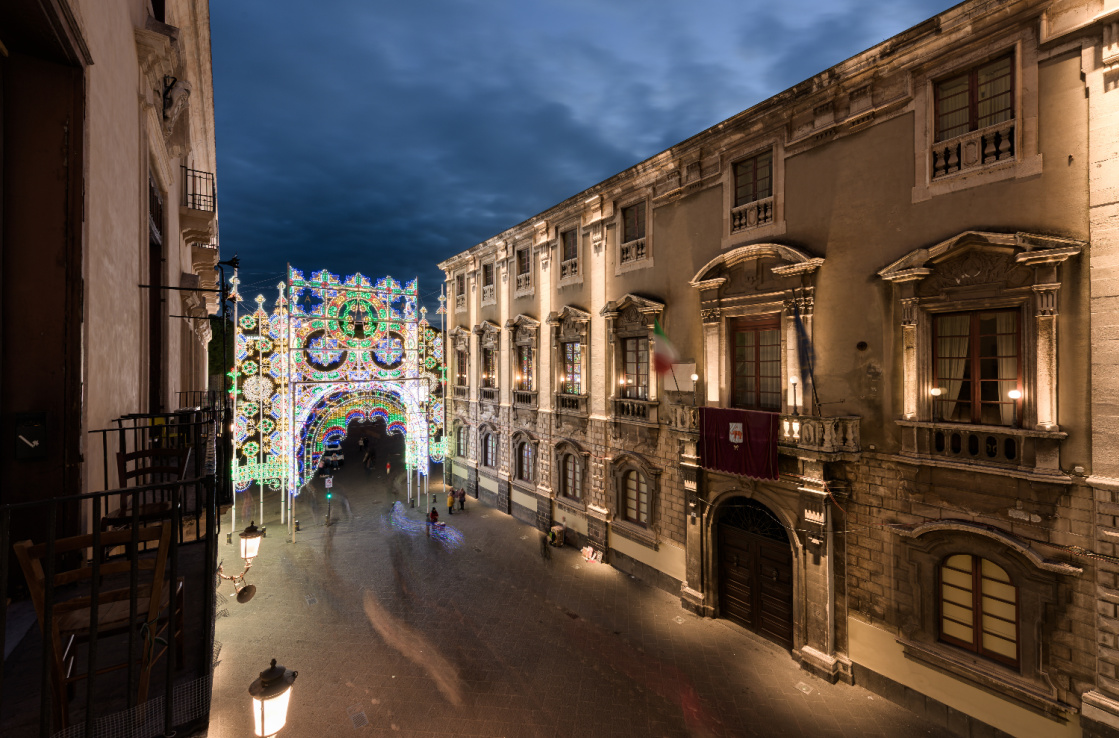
left=12, top=524, right=185, bottom=731
left=102, top=446, right=190, bottom=532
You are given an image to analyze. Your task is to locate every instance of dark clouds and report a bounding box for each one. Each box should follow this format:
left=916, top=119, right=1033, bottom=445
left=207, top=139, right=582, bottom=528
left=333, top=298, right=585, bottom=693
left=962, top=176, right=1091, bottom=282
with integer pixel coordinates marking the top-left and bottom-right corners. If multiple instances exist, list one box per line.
left=210, top=0, right=956, bottom=307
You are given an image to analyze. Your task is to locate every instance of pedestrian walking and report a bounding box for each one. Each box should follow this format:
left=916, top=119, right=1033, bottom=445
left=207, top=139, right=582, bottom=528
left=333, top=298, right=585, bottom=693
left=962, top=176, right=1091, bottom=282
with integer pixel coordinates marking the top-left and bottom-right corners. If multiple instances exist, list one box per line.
left=428, top=507, right=438, bottom=535
left=447, top=490, right=455, bottom=515
left=457, top=487, right=465, bottom=511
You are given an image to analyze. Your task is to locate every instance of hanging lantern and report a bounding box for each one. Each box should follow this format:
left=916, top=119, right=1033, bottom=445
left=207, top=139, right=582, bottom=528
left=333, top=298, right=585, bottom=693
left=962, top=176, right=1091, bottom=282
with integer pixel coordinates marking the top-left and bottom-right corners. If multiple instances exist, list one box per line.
left=249, top=658, right=298, bottom=737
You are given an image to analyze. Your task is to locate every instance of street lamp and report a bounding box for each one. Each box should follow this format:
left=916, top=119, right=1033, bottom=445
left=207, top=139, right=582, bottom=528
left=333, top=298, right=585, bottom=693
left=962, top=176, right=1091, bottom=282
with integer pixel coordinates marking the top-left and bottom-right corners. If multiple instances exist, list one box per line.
left=218, top=521, right=264, bottom=603
left=690, top=373, right=699, bottom=407
left=249, top=658, right=298, bottom=737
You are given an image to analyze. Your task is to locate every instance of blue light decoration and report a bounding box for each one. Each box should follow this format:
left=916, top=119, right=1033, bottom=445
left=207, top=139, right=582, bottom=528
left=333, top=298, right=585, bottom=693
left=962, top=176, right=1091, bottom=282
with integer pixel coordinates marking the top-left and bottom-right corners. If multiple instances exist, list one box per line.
left=231, top=268, right=445, bottom=502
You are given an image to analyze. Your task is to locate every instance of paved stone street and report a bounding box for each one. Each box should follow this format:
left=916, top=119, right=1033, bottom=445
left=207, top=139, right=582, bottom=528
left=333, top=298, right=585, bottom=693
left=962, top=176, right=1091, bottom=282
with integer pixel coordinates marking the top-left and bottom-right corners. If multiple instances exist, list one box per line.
left=208, top=444, right=953, bottom=738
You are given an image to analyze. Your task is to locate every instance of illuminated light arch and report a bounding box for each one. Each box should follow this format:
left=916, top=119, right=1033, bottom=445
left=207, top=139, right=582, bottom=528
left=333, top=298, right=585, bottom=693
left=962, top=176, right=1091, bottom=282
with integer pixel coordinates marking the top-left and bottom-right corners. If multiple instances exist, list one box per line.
left=231, top=268, right=446, bottom=508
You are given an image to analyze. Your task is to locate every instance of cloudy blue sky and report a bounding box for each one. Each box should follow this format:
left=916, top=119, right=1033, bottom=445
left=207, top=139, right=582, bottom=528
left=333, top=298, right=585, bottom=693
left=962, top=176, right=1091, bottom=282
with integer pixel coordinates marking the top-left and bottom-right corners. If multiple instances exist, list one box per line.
left=210, top=0, right=957, bottom=310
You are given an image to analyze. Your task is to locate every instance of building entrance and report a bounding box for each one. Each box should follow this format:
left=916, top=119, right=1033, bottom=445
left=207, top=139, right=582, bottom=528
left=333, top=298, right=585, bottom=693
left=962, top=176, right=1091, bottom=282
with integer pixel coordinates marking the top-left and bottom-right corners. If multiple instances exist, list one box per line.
left=717, top=498, right=794, bottom=649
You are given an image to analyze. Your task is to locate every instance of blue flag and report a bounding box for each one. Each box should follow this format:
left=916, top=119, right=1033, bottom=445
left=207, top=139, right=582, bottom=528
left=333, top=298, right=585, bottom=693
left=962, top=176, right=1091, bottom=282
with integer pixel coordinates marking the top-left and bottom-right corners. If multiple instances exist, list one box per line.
left=792, top=300, right=815, bottom=392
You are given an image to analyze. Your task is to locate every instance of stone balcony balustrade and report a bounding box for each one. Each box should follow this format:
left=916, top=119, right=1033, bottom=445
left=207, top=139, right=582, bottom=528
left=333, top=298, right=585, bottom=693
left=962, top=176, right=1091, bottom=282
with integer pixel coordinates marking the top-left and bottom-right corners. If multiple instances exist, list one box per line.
left=930, top=119, right=1015, bottom=179
left=730, top=196, right=774, bottom=233
left=777, top=414, right=861, bottom=459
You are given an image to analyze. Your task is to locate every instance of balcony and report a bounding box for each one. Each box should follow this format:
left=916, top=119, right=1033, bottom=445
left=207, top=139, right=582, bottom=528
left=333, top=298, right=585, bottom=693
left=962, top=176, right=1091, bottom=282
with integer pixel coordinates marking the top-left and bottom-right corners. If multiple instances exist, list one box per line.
left=455, top=294, right=466, bottom=312
left=896, top=419, right=1066, bottom=481
left=730, top=196, right=773, bottom=233
left=515, top=272, right=531, bottom=292
left=453, top=385, right=469, bottom=399
left=560, top=257, right=579, bottom=280
left=555, top=392, right=588, bottom=415
left=777, top=414, right=861, bottom=458
left=619, top=238, right=646, bottom=264
left=179, top=167, right=216, bottom=244
left=481, top=284, right=495, bottom=303
left=613, top=397, right=657, bottom=424
left=513, top=390, right=537, bottom=408
left=930, top=119, right=1015, bottom=179
left=479, top=387, right=498, bottom=403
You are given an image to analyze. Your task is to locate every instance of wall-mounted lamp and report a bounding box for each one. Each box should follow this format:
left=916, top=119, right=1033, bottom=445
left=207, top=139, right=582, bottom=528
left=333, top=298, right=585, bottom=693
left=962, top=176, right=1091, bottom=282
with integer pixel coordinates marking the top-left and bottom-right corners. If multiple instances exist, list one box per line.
left=219, top=521, right=263, bottom=603
left=790, top=375, right=800, bottom=415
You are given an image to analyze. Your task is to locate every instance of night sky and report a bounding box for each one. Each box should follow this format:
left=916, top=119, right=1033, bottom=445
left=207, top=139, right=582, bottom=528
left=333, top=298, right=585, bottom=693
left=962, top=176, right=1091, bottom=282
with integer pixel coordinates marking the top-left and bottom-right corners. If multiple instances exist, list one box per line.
left=210, top=0, right=957, bottom=312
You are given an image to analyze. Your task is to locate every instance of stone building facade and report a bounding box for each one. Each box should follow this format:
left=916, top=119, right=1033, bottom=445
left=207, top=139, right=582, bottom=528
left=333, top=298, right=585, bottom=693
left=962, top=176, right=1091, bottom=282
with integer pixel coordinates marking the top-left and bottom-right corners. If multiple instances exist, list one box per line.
left=440, top=1, right=1119, bottom=736
left=0, top=0, right=220, bottom=512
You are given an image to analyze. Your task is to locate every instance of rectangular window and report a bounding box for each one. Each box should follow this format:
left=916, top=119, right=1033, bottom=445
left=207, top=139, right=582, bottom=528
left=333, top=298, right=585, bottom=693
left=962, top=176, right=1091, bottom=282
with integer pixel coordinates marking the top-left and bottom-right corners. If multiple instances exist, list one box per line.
left=561, top=342, right=582, bottom=394
left=456, top=274, right=465, bottom=296
left=732, top=316, right=781, bottom=411
left=518, top=442, right=534, bottom=482
left=935, top=54, right=1014, bottom=142
left=561, top=230, right=578, bottom=262
left=481, top=348, right=496, bottom=388
left=563, top=454, right=581, bottom=499
left=455, top=350, right=468, bottom=386
left=933, top=310, right=1020, bottom=426
left=516, top=346, right=533, bottom=391
left=482, top=263, right=494, bottom=287
left=621, top=337, right=648, bottom=400
left=622, top=202, right=646, bottom=243
left=733, top=152, right=773, bottom=207
left=516, top=248, right=530, bottom=276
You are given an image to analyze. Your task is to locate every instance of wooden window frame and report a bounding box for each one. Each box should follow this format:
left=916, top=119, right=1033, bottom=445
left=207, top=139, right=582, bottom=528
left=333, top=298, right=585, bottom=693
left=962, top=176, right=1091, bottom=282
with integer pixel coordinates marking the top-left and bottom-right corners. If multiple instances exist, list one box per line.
left=456, top=426, right=468, bottom=457
left=455, top=350, right=468, bottom=386
left=516, top=345, right=533, bottom=391
left=939, top=554, right=1020, bottom=669
left=733, top=151, right=773, bottom=207
left=621, top=202, right=646, bottom=243
left=561, top=229, right=578, bottom=262
left=623, top=469, right=648, bottom=526
left=561, top=341, right=582, bottom=395
left=730, top=315, right=781, bottom=411
left=456, top=273, right=465, bottom=296
left=562, top=453, right=581, bottom=500
left=931, top=309, right=1021, bottom=426
left=517, top=442, right=534, bottom=482
left=482, top=262, right=494, bottom=288
left=620, top=337, right=648, bottom=400
left=481, top=432, right=497, bottom=468
left=516, top=248, right=530, bottom=276
left=933, top=53, right=1015, bottom=143
left=481, top=348, right=497, bottom=389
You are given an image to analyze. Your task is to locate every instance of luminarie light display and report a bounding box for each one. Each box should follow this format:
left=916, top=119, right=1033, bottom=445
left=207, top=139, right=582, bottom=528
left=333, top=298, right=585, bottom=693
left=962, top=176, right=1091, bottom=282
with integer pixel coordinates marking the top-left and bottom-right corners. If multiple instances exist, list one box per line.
left=231, top=268, right=445, bottom=521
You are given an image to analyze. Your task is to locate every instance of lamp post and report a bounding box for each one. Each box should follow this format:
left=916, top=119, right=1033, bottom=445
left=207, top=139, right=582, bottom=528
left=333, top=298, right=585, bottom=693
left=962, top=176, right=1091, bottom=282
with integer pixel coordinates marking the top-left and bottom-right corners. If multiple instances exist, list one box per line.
left=790, top=375, right=799, bottom=415
left=218, top=521, right=263, bottom=603
left=249, top=658, right=298, bottom=737
left=690, top=373, right=699, bottom=407
left=930, top=386, right=942, bottom=421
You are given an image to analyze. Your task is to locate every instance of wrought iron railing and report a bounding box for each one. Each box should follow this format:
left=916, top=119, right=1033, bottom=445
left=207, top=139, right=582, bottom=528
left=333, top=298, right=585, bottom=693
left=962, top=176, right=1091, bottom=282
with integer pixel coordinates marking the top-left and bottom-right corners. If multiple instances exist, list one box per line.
left=181, top=167, right=216, bottom=212
left=0, top=476, right=217, bottom=738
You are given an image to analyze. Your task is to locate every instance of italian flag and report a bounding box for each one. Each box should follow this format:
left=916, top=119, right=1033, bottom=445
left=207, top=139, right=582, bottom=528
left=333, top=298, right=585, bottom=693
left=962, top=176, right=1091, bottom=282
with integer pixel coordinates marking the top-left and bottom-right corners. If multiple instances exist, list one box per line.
left=653, top=319, right=680, bottom=375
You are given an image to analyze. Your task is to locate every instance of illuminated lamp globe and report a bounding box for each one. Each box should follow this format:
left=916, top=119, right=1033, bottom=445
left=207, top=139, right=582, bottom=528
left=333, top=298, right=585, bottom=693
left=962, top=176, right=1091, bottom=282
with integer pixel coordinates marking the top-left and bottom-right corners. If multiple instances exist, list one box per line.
left=929, top=387, right=943, bottom=397
left=1008, top=389, right=1022, bottom=400
left=690, top=373, right=699, bottom=382
left=249, top=658, right=298, bottom=737
left=789, top=375, right=799, bottom=387
left=240, top=521, right=263, bottom=562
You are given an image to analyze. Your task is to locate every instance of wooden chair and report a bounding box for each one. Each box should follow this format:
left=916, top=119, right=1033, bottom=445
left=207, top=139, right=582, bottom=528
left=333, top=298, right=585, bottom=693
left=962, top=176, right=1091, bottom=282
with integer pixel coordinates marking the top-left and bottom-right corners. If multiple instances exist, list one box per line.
left=12, top=524, right=185, bottom=731
left=101, top=447, right=190, bottom=530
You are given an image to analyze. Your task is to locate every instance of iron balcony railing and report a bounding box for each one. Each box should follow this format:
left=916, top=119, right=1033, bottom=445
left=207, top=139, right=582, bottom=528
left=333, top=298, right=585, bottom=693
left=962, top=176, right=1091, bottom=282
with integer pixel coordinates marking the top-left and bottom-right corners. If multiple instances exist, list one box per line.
left=181, top=167, right=216, bottom=212
left=0, top=476, right=218, bottom=738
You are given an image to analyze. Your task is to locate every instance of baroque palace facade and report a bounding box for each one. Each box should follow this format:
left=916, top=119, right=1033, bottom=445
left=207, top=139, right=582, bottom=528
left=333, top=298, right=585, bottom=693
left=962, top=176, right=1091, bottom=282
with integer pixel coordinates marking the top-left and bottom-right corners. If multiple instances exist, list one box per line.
left=439, top=1, right=1119, bottom=736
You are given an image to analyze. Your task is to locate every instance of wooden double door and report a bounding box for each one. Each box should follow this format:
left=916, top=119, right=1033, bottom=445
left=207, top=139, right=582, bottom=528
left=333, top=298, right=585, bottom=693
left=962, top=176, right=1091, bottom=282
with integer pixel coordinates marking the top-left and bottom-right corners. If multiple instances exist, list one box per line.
left=718, top=502, right=794, bottom=649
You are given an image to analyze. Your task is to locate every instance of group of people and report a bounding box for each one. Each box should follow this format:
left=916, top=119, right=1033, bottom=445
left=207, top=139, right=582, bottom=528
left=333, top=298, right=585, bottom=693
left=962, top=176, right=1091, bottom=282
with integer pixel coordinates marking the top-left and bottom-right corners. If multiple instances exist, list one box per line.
left=427, top=487, right=466, bottom=529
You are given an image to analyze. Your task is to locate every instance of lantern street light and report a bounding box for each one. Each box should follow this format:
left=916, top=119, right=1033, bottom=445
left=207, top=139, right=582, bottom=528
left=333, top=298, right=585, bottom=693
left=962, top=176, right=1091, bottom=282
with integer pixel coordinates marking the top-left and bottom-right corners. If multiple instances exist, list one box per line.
left=249, top=658, right=298, bottom=737
left=218, top=521, right=264, bottom=603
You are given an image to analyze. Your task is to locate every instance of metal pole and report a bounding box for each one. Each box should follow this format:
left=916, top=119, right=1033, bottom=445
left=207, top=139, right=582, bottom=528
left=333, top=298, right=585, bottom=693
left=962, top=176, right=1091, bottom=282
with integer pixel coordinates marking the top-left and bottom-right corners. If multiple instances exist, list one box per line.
left=230, top=271, right=240, bottom=543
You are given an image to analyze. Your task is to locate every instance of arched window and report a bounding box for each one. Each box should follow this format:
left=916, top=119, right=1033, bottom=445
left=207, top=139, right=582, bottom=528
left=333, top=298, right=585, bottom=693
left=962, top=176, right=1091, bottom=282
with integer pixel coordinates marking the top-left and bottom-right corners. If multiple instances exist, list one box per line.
left=561, top=453, right=581, bottom=500
left=940, top=554, right=1018, bottom=667
left=481, top=432, right=497, bottom=468
left=517, top=441, right=534, bottom=482
left=456, top=426, right=468, bottom=457
left=623, top=470, right=648, bottom=525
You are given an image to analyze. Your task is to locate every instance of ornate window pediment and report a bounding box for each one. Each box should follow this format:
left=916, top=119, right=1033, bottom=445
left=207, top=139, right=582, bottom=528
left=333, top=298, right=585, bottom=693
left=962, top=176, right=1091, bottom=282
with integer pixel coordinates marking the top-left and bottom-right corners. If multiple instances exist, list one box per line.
left=600, top=294, right=664, bottom=335
left=546, top=305, right=591, bottom=342
left=472, top=320, right=501, bottom=348
left=691, top=243, right=823, bottom=301
left=505, top=314, right=540, bottom=348
left=878, top=231, right=1083, bottom=479
left=607, top=452, right=662, bottom=545
left=448, top=326, right=472, bottom=353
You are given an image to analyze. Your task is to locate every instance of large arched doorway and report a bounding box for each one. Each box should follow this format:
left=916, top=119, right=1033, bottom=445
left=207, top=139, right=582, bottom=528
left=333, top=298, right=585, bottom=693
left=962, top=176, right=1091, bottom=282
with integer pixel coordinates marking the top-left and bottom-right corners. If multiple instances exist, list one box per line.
left=717, top=498, right=794, bottom=649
